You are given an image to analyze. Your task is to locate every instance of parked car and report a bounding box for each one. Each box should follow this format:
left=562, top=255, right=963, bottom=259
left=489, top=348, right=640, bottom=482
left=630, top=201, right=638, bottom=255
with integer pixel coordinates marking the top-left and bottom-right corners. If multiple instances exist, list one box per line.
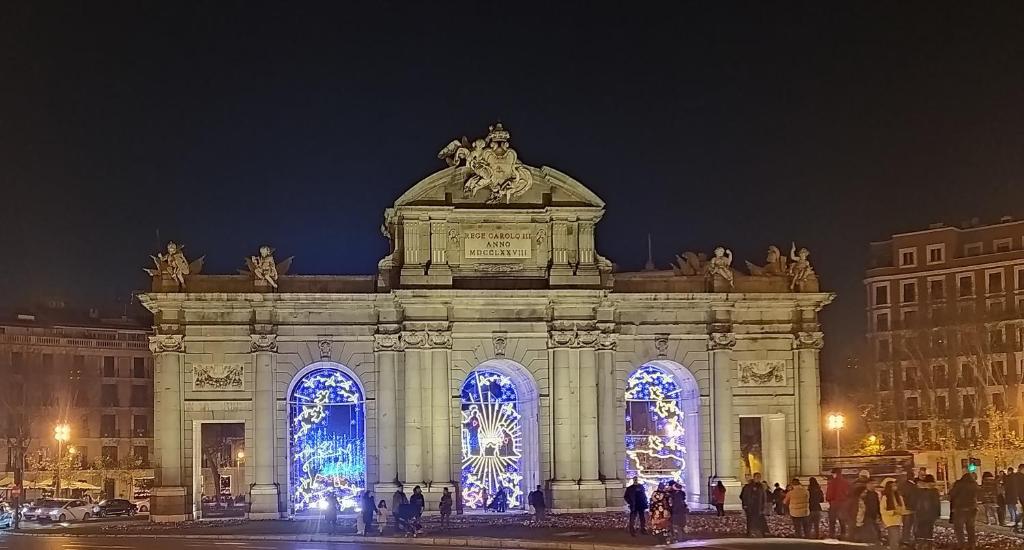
left=21, top=499, right=56, bottom=520
left=36, top=499, right=94, bottom=522
left=131, top=498, right=150, bottom=513
left=0, top=503, right=13, bottom=529
left=93, top=498, right=137, bottom=517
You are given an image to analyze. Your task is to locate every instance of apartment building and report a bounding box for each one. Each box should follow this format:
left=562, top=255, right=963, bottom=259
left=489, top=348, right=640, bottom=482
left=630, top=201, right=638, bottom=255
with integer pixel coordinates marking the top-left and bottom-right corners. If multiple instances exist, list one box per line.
left=864, top=217, right=1024, bottom=477
left=0, top=304, right=154, bottom=499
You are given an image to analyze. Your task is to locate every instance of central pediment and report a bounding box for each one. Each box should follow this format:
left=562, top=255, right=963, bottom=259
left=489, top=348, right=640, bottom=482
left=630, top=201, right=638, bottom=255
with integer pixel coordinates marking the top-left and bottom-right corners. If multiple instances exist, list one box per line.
left=393, top=165, right=605, bottom=209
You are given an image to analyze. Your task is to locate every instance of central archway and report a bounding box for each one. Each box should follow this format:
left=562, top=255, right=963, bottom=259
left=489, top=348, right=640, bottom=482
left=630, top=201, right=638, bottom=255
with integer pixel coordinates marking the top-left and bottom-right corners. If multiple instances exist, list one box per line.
left=288, top=363, right=365, bottom=513
left=459, top=359, right=539, bottom=510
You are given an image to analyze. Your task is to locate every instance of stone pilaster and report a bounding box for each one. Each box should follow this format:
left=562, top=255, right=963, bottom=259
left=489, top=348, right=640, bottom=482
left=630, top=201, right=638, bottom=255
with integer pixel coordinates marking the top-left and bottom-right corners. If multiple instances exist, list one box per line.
left=576, top=330, right=603, bottom=508
left=795, top=331, right=824, bottom=476
left=430, top=343, right=452, bottom=487
left=766, top=414, right=788, bottom=487
left=249, top=331, right=280, bottom=518
left=402, top=332, right=425, bottom=486
left=709, top=332, right=737, bottom=482
left=596, top=333, right=620, bottom=493
left=149, top=333, right=189, bottom=522
left=374, top=332, right=402, bottom=490
left=549, top=328, right=579, bottom=508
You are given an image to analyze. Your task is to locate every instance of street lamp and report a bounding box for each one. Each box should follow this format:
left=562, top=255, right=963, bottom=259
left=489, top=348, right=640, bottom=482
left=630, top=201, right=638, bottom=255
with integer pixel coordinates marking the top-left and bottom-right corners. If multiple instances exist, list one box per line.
left=236, top=450, right=245, bottom=468
left=53, top=424, right=70, bottom=496
left=826, top=413, right=845, bottom=456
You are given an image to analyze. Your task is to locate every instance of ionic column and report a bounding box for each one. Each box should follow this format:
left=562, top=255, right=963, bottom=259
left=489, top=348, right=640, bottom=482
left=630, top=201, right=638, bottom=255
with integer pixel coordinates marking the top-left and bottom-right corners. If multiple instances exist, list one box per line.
left=404, top=345, right=425, bottom=485
left=795, top=331, right=824, bottom=476
left=709, top=332, right=737, bottom=480
left=596, top=334, right=618, bottom=482
left=250, top=332, right=280, bottom=518
left=149, top=334, right=188, bottom=522
left=766, top=414, right=789, bottom=486
left=550, top=331, right=579, bottom=482
left=430, top=344, right=452, bottom=485
left=374, top=334, right=402, bottom=488
left=578, top=336, right=600, bottom=482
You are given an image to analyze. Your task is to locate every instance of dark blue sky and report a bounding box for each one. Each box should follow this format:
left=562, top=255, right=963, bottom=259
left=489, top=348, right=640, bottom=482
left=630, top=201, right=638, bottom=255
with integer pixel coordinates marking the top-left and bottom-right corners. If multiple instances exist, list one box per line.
left=2, top=1, right=1023, bottom=386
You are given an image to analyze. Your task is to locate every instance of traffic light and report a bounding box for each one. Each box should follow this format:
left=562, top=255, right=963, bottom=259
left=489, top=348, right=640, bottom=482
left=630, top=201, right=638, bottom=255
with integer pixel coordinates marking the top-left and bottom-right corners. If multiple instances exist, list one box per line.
left=967, top=457, right=980, bottom=473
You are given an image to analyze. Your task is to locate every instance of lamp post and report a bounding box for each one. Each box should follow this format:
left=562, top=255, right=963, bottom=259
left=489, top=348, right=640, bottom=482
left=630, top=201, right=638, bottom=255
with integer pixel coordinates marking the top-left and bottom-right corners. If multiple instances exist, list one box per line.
left=236, top=450, right=245, bottom=468
left=826, top=413, right=845, bottom=456
left=53, top=424, right=70, bottom=497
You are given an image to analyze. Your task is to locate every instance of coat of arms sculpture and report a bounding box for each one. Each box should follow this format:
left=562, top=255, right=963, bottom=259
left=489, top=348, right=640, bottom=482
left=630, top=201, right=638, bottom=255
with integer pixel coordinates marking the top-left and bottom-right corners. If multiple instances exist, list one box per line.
left=438, top=123, right=534, bottom=204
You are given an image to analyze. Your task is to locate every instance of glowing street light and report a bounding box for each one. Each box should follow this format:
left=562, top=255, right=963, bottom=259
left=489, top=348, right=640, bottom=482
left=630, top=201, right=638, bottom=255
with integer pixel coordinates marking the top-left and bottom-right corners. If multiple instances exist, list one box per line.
left=826, top=413, right=845, bottom=456
left=53, top=424, right=70, bottom=496
left=236, top=450, right=245, bottom=467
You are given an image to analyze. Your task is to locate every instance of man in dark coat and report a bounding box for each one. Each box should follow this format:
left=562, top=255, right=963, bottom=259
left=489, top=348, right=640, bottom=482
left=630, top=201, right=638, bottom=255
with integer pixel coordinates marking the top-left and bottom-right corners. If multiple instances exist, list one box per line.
left=740, top=473, right=769, bottom=537
left=950, top=472, right=979, bottom=549
left=528, top=485, right=546, bottom=520
left=898, top=471, right=918, bottom=546
left=623, top=477, right=649, bottom=536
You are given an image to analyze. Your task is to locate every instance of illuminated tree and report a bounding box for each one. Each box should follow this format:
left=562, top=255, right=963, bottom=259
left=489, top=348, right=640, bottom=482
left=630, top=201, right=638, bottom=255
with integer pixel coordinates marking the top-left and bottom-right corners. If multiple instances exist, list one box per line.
left=973, top=405, right=1024, bottom=470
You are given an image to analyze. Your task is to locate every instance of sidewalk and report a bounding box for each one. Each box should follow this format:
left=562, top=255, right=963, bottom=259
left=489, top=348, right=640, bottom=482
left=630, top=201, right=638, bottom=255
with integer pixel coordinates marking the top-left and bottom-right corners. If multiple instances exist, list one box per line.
left=13, top=511, right=1024, bottom=550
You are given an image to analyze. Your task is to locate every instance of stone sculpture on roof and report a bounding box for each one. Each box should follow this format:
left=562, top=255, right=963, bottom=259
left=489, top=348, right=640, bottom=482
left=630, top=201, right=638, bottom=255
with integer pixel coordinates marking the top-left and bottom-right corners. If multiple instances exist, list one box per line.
left=240, top=246, right=293, bottom=289
left=745, top=245, right=788, bottom=276
left=144, top=241, right=203, bottom=289
left=437, top=123, right=534, bottom=204
left=788, top=243, right=815, bottom=290
left=704, top=247, right=735, bottom=288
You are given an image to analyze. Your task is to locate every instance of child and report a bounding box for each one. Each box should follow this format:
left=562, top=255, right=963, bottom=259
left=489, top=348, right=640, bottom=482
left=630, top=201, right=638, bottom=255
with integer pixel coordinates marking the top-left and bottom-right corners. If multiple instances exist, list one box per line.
left=356, top=507, right=366, bottom=535
left=376, top=499, right=388, bottom=534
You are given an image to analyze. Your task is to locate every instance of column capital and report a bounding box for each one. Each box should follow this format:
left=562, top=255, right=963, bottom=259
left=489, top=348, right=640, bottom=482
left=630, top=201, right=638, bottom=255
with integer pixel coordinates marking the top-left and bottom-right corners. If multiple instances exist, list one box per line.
left=149, top=334, right=184, bottom=354
left=597, top=333, right=617, bottom=351
left=401, top=330, right=452, bottom=349
left=250, top=333, right=278, bottom=353
left=794, top=331, right=824, bottom=350
left=374, top=333, right=404, bottom=352
left=708, top=332, right=737, bottom=351
left=549, top=330, right=576, bottom=348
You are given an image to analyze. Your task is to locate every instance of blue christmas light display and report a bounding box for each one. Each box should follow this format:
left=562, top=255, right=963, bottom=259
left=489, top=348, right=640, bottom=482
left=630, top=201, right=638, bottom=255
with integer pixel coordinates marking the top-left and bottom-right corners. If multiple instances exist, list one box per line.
left=624, top=365, right=686, bottom=494
left=460, top=370, right=523, bottom=509
left=289, top=367, right=365, bottom=512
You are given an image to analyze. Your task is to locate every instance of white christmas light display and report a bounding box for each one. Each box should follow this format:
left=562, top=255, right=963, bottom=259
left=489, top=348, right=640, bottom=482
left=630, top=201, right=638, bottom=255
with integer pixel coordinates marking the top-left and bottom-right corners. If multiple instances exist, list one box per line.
left=460, top=370, right=524, bottom=509
left=625, top=365, right=687, bottom=493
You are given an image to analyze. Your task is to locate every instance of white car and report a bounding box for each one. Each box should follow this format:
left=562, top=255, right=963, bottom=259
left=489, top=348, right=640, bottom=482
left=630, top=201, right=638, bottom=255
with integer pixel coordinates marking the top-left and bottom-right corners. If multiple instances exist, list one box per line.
left=131, top=498, right=150, bottom=513
left=36, top=499, right=94, bottom=522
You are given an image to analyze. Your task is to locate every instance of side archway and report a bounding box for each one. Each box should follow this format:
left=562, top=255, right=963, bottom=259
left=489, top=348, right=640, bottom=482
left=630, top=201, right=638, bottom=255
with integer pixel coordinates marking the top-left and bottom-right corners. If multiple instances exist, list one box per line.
left=458, top=359, right=539, bottom=510
left=624, top=360, right=701, bottom=503
left=287, top=362, right=366, bottom=513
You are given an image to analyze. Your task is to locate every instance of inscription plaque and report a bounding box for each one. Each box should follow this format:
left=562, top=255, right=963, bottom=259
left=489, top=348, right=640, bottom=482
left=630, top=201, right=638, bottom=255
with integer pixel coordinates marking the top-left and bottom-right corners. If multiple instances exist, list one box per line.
left=464, top=227, right=532, bottom=259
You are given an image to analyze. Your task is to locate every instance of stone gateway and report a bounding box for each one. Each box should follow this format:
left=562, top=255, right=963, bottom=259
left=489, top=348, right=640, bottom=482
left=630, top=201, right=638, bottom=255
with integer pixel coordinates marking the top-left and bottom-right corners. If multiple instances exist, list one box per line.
left=141, top=125, right=832, bottom=521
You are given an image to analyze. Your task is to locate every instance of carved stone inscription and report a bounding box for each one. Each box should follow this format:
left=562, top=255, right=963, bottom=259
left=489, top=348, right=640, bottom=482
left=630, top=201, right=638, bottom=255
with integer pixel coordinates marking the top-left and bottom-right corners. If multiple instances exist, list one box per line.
left=463, top=226, right=532, bottom=259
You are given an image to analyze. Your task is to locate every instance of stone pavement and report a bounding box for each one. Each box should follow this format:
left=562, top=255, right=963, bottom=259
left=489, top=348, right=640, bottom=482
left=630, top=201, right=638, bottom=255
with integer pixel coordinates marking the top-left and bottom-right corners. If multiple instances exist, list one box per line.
left=13, top=511, right=1024, bottom=549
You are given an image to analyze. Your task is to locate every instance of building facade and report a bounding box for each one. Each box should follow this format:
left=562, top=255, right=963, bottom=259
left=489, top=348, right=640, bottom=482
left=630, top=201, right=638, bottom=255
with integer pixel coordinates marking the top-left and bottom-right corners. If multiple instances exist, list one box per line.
left=865, top=218, right=1024, bottom=478
left=0, top=306, right=155, bottom=500
left=141, top=126, right=833, bottom=521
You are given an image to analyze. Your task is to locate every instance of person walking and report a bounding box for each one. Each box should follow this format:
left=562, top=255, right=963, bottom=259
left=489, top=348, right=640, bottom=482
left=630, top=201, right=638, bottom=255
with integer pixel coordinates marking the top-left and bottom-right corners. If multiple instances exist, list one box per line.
left=439, top=487, right=453, bottom=529
left=392, top=484, right=408, bottom=526
left=360, top=491, right=376, bottom=535
left=784, top=477, right=811, bottom=538
left=950, top=472, right=979, bottom=550
left=772, top=483, right=787, bottom=515
left=1005, top=466, right=1020, bottom=526
left=624, top=477, right=648, bottom=536
left=326, top=492, right=339, bottom=533
left=808, top=477, right=824, bottom=538
left=376, top=499, right=389, bottom=534
left=648, top=482, right=672, bottom=544
left=981, top=472, right=999, bottom=525
left=740, top=473, right=769, bottom=537
left=915, top=475, right=941, bottom=550
left=898, top=471, right=918, bottom=547
left=528, top=485, right=546, bottom=521
left=825, top=468, right=850, bottom=539
left=669, top=482, right=688, bottom=542
left=996, top=471, right=1007, bottom=526
left=1012, top=464, right=1024, bottom=531
left=711, top=481, right=726, bottom=516
left=879, top=478, right=906, bottom=550
left=410, top=486, right=425, bottom=519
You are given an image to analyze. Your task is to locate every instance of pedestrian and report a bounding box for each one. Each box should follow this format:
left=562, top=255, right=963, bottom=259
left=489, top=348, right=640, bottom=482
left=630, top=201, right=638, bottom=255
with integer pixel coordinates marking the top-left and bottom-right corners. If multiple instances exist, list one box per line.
left=623, top=476, right=648, bottom=536
left=439, top=487, right=453, bottom=529
left=807, top=477, right=824, bottom=538
left=360, top=491, right=376, bottom=535
left=897, top=470, right=918, bottom=547
left=772, top=483, right=786, bottom=515
left=669, top=482, right=688, bottom=542
left=410, top=485, right=425, bottom=518
left=849, top=485, right=872, bottom=543
left=711, top=480, right=726, bottom=516
left=862, top=477, right=882, bottom=543
left=825, top=467, right=850, bottom=539
left=326, top=492, right=339, bottom=533
left=392, top=484, right=408, bottom=525
left=915, top=474, right=940, bottom=550
left=1012, top=464, right=1024, bottom=531
left=1005, top=466, right=1019, bottom=526
left=879, top=478, right=906, bottom=550
left=648, top=482, right=672, bottom=544
left=740, top=473, right=769, bottom=537
left=784, top=477, right=811, bottom=538
left=950, top=472, right=978, bottom=550
left=396, top=501, right=422, bottom=537
left=528, top=485, right=546, bottom=521
left=376, top=499, right=389, bottom=534
left=981, top=471, right=999, bottom=525
left=996, top=471, right=1007, bottom=526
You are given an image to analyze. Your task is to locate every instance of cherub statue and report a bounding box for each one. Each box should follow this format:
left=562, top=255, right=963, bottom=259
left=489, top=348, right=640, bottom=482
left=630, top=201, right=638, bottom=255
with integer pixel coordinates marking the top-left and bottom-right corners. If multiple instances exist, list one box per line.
left=788, top=243, right=815, bottom=290
left=704, top=246, right=735, bottom=287
left=144, top=241, right=201, bottom=289
left=745, top=245, right=788, bottom=276
left=250, top=246, right=280, bottom=288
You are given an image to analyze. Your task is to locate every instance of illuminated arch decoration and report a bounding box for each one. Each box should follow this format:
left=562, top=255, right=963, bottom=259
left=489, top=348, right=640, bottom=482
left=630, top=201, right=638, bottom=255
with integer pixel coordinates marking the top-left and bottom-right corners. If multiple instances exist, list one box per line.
left=289, top=366, right=365, bottom=512
left=625, top=364, right=687, bottom=493
left=460, top=369, right=524, bottom=509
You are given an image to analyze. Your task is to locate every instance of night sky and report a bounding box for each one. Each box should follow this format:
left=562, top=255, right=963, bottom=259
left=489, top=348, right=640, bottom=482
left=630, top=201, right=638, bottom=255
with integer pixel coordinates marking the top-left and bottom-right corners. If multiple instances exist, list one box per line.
left=2, top=2, right=1023, bottom=390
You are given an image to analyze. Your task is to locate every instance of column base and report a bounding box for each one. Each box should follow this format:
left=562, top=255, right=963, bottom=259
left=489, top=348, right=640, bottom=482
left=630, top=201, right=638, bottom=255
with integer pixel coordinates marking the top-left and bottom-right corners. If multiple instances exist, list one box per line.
left=150, top=486, right=191, bottom=523
left=248, top=484, right=281, bottom=519
left=577, top=480, right=604, bottom=509
left=603, top=479, right=625, bottom=510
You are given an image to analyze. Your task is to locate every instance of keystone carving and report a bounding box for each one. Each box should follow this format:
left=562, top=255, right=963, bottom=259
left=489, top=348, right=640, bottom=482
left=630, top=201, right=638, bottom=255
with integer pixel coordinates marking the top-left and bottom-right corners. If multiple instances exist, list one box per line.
left=654, top=334, right=669, bottom=357
left=249, top=333, right=278, bottom=353
left=319, top=340, right=332, bottom=359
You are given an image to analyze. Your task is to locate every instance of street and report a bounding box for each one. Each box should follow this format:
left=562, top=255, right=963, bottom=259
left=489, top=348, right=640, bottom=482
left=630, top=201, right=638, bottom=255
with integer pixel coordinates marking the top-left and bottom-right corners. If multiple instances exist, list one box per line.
left=0, top=536, right=487, bottom=550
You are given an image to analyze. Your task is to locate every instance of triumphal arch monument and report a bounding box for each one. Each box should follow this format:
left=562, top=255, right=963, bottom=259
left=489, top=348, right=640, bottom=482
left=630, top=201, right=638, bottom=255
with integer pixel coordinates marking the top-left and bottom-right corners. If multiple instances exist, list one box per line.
left=141, top=124, right=833, bottom=520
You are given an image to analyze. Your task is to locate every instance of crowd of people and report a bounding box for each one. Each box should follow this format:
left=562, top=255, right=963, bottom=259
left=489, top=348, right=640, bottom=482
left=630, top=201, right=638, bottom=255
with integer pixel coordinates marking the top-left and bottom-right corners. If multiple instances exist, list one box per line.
left=623, top=476, right=690, bottom=543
